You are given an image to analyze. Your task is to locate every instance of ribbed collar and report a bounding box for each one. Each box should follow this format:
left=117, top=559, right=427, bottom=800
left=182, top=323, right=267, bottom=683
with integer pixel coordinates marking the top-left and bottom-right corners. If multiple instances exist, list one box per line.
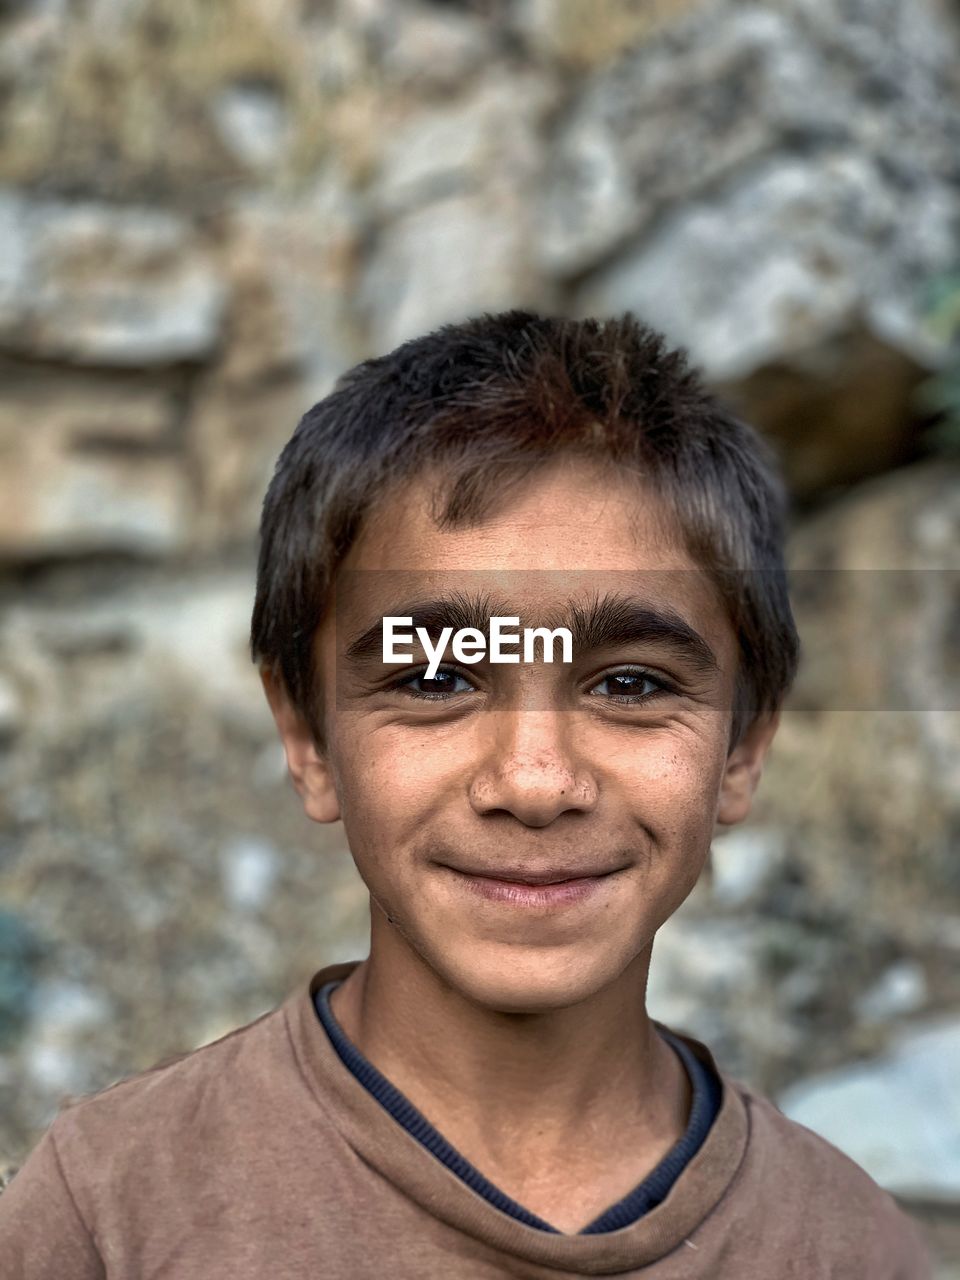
left=311, top=977, right=721, bottom=1234
left=282, top=961, right=751, bottom=1276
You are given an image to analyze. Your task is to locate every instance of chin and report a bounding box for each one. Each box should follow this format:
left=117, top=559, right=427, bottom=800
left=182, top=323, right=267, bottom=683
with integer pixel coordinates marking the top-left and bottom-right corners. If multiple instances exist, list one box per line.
left=437, top=941, right=622, bottom=1015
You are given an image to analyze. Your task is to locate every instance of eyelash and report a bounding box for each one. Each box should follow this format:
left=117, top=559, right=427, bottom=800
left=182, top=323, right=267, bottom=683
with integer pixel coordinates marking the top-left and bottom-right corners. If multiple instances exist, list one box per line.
left=391, top=666, right=677, bottom=704
left=394, top=669, right=473, bottom=702
left=589, top=668, right=677, bottom=704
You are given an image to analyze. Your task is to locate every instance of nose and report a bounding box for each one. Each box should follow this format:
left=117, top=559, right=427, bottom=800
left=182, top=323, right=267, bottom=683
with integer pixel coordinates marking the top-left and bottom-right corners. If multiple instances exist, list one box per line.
left=468, top=710, right=599, bottom=828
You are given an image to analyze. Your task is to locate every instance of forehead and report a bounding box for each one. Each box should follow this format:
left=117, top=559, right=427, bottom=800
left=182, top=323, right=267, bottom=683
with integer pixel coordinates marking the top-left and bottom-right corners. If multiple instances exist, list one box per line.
left=343, top=457, right=692, bottom=572
left=332, top=458, right=737, bottom=667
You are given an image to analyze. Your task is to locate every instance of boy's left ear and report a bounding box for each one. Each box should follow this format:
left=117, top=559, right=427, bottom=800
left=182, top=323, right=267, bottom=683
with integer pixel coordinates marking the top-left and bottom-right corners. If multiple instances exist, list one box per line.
left=715, top=708, right=781, bottom=828
left=259, top=666, right=341, bottom=825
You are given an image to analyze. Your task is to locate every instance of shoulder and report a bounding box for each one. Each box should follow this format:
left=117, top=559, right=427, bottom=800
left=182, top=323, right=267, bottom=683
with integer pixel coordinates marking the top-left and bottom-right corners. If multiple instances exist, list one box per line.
left=735, top=1077, right=891, bottom=1200
left=50, top=1000, right=291, bottom=1183
left=1, top=996, right=327, bottom=1276
left=64, top=998, right=283, bottom=1105
left=729, top=1077, right=932, bottom=1275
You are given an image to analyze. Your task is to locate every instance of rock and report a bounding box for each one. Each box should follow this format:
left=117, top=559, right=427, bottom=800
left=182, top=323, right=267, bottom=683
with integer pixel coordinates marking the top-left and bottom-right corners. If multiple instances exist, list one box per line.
left=929, top=916, right=960, bottom=952
left=0, top=365, right=187, bottom=560
left=0, top=0, right=42, bottom=17
left=538, top=5, right=795, bottom=275
left=330, top=0, right=492, bottom=89
left=578, top=151, right=954, bottom=382
left=0, top=598, right=137, bottom=749
left=219, top=836, right=280, bottom=912
left=787, top=458, right=960, bottom=740
left=22, top=1043, right=86, bottom=1095
left=20, top=981, right=114, bottom=1102
left=716, top=328, right=925, bottom=501
left=210, top=80, right=292, bottom=172
left=0, top=443, right=186, bottom=560
left=0, top=0, right=320, bottom=198
left=227, top=174, right=365, bottom=396
left=855, top=961, right=929, bottom=1023
left=549, top=0, right=960, bottom=385
left=375, top=6, right=493, bottom=89
left=0, top=189, right=227, bottom=365
left=515, top=0, right=700, bottom=68
left=185, top=370, right=308, bottom=550
left=361, top=192, right=540, bottom=354
left=373, top=74, right=548, bottom=218
left=750, top=458, right=960, bottom=930
left=777, top=1014, right=960, bottom=1199
left=182, top=184, right=361, bottom=547
left=361, top=72, right=549, bottom=352
left=0, top=364, right=179, bottom=447
left=375, top=97, right=501, bottom=217
left=0, top=675, right=23, bottom=746
left=0, top=909, right=46, bottom=1048
left=708, top=827, right=787, bottom=907
left=647, top=911, right=805, bottom=1082
left=28, top=979, right=112, bottom=1036
left=649, top=915, right=762, bottom=1020
left=0, top=569, right=268, bottom=737
left=110, top=572, right=269, bottom=731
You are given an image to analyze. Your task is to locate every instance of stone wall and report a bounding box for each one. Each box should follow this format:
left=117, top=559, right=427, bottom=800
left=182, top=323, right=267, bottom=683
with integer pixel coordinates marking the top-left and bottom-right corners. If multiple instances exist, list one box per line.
left=2, top=0, right=959, bottom=562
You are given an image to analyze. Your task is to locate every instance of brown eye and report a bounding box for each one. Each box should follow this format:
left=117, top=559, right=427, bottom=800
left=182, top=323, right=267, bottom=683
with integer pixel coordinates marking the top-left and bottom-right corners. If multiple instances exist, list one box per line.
left=396, top=668, right=475, bottom=700
left=588, top=669, right=674, bottom=703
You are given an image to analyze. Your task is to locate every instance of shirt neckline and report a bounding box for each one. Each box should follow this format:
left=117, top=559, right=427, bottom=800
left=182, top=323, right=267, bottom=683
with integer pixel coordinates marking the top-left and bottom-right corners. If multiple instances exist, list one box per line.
left=312, top=976, right=722, bottom=1235
left=281, top=961, right=752, bottom=1275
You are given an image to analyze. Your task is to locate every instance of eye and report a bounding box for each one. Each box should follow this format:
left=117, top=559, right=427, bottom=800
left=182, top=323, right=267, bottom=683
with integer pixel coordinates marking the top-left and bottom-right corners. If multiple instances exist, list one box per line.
left=394, top=667, right=477, bottom=700
left=587, top=667, right=675, bottom=704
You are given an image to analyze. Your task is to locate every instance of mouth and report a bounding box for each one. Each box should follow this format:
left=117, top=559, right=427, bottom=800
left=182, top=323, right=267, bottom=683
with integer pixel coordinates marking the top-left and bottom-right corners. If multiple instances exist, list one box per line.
left=442, top=864, right=625, bottom=909
left=448, top=861, right=625, bottom=884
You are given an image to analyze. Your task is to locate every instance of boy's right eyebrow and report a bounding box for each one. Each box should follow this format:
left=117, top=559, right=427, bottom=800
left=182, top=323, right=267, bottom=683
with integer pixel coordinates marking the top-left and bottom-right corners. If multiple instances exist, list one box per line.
left=342, top=591, right=507, bottom=662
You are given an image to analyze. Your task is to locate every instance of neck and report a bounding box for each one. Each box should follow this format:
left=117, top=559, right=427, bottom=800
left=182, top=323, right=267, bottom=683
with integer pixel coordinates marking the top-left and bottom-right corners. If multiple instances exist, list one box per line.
left=328, top=910, right=690, bottom=1188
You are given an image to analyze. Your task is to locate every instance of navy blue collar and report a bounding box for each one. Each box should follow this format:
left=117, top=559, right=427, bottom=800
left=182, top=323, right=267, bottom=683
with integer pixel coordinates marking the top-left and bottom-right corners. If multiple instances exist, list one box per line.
left=313, top=979, right=721, bottom=1234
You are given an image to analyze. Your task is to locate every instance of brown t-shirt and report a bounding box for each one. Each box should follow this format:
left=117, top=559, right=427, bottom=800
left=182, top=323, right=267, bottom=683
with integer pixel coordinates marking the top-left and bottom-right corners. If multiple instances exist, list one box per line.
left=0, top=960, right=933, bottom=1278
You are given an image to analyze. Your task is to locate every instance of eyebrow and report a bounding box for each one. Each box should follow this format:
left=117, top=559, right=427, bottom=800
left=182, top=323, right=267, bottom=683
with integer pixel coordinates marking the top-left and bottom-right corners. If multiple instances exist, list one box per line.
left=343, top=588, right=720, bottom=676
left=556, top=593, right=720, bottom=677
left=344, top=590, right=509, bottom=661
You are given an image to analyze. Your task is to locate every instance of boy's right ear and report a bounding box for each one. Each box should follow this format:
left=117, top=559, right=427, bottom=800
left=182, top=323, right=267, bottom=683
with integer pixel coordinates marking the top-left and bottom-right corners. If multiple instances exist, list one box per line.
left=259, top=667, right=341, bottom=825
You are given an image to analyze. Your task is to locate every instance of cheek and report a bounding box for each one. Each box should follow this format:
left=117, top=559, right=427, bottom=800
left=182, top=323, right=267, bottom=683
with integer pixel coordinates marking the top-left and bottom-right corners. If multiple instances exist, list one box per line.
left=329, top=724, right=460, bottom=862
left=610, top=727, right=726, bottom=813
left=612, top=734, right=726, bottom=890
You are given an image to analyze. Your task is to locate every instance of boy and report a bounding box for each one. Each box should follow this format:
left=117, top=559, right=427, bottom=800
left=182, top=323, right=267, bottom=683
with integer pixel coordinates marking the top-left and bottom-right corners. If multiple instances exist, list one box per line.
left=0, top=312, right=931, bottom=1277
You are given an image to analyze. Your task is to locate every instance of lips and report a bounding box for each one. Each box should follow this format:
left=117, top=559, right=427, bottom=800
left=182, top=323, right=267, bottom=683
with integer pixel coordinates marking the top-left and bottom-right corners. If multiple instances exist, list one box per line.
left=445, top=865, right=621, bottom=909
left=448, top=865, right=620, bottom=886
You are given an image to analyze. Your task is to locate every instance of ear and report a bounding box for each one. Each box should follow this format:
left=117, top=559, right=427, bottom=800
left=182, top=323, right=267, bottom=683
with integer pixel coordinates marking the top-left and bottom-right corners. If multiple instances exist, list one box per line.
left=260, top=666, right=341, bottom=824
left=714, top=708, right=781, bottom=828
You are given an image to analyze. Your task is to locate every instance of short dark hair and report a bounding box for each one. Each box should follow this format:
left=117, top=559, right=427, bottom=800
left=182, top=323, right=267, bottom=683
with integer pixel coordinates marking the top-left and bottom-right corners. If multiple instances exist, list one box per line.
left=251, top=310, right=800, bottom=752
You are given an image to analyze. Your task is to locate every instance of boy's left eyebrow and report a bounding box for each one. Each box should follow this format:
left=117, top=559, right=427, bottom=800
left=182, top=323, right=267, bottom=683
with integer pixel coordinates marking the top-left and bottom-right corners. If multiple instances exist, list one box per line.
left=556, top=594, right=721, bottom=677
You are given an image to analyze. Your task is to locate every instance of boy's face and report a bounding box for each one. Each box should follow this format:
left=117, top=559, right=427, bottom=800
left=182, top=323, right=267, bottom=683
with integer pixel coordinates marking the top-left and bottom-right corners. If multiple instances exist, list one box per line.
left=266, top=457, right=779, bottom=1013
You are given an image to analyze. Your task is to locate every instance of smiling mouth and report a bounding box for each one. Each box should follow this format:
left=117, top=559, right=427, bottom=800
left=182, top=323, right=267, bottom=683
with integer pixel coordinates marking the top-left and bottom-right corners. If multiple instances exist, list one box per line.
left=448, top=864, right=623, bottom=885
left=443, top=865, right=624, bottom=908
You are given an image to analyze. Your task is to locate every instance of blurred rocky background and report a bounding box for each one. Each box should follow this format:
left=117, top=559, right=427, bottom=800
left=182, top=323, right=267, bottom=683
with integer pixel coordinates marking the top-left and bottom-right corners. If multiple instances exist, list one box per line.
left=0, top=0, right=959, bottom=1269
